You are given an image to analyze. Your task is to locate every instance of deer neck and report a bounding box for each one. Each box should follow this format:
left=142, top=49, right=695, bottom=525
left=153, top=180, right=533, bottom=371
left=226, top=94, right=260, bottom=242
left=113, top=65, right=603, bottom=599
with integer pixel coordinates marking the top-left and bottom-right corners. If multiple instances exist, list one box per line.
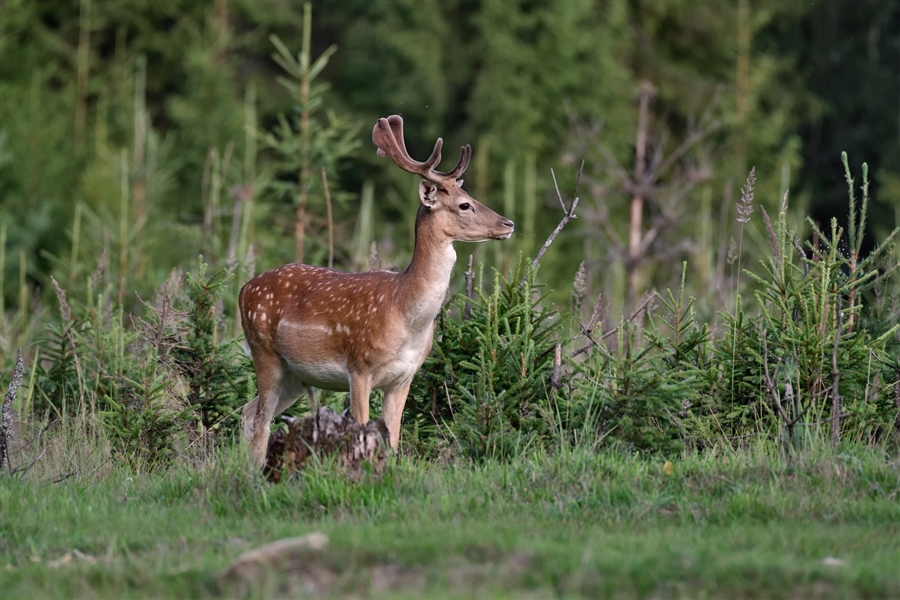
left=396, top=206, right=456, bottom=331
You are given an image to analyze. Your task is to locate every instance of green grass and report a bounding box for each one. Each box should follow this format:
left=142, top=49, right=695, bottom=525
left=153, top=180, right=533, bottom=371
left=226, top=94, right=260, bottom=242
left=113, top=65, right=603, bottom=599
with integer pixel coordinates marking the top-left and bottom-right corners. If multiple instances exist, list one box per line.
left=1, top=436, right=899, bottom=599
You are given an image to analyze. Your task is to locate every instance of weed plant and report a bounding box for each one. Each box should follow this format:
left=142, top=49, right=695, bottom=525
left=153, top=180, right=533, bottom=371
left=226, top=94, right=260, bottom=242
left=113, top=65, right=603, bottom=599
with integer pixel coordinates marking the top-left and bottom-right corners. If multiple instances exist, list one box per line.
left=24, top=258, right=252, bottom=470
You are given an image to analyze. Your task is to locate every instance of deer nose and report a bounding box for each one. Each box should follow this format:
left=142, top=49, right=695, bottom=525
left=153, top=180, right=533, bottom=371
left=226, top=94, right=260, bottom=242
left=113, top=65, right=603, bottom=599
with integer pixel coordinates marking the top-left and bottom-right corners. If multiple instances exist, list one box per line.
left=502, top=219, right=515, bottom=230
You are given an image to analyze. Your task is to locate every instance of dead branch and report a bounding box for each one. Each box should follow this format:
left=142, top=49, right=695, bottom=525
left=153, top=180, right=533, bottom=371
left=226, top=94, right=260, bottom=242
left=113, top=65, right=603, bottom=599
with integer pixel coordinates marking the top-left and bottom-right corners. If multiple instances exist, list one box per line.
left=570, top=293, right=655, bottom=358
left=525, top=162, right=583, bottom=283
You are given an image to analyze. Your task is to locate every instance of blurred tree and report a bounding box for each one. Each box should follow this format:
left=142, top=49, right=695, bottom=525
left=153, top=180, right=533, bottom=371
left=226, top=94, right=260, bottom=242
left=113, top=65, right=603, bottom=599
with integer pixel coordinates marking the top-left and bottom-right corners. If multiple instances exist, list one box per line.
left=564, top=0, right=810, bottom=313
left=761, top=0, right=900, bottom=248
left=0, top=0, right=895, bottom=319
left=470, top=0, right=634, bottom=162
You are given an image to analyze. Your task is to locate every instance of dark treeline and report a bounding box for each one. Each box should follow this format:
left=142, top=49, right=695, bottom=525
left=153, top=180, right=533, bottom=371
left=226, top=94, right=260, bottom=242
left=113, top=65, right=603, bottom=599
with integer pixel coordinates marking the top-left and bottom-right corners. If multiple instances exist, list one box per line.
left=0, top=0, right=898, bottom=318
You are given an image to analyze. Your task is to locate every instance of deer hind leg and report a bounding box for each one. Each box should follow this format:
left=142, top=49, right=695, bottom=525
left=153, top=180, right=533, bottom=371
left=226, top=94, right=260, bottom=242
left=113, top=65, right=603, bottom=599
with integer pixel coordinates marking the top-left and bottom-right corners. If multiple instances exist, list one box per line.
left=241, top=395, right=278, bottom=469
left=241, top=355, right=289, bottom=468
left=382, top=379, right=413, bottom=449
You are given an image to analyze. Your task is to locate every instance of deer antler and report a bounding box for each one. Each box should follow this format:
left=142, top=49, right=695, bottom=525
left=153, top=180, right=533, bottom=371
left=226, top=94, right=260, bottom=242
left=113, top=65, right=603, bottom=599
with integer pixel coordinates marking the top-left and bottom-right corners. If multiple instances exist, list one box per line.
left=373, top=115, right=470, bottom=187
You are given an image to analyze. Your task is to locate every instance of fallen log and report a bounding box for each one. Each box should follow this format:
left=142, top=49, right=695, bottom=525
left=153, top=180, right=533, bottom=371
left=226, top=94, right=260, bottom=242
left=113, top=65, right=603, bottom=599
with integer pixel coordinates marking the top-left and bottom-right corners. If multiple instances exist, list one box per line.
left=264, top=407, right=390, bottom=482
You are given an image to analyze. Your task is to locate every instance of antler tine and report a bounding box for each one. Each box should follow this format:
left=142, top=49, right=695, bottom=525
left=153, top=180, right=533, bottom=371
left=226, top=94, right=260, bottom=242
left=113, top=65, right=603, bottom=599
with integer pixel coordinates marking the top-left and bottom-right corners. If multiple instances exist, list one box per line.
left=373, top=115, right=444, bottom=179
left=434, top=144, right=471, bottom=181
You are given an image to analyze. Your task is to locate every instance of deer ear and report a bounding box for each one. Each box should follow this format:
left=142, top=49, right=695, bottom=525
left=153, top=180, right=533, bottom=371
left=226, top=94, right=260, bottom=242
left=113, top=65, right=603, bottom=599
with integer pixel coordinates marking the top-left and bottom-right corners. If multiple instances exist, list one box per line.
left=418, top=180, right=438, bottom=208
left=457, top=179, right=464, bottom=189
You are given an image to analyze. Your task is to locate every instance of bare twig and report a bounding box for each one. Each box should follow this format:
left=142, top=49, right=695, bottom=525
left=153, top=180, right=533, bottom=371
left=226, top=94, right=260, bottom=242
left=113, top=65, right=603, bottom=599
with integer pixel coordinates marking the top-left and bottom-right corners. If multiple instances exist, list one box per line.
left=443, top=381, right=454, bottom=417
left=184, top=403, right=246, bottom=451
left=569, top=293, right=654, bottom=358
left=664, top=406, right=685, bottom=441
left=525, top=162, right=583, bottom=283
left=761, top=329, right=813, bottom=451
left=644, top=120, right=722, bottom=190
left=10, top=417, right=56, bottom=458
left=50, top=470, right=77, bottom=484
left=623, top=83, right=658, bottom=306
left=1, top=349, right=25, bottom=471
left=12, top=448, right=46, bottom=478
left=572, top=87, right=722, bottom=307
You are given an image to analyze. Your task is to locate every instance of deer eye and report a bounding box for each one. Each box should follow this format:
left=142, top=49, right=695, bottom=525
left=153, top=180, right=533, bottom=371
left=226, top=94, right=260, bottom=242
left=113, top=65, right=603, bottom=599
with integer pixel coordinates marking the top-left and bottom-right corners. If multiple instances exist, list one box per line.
left=459, top=203, right=471, bottom=211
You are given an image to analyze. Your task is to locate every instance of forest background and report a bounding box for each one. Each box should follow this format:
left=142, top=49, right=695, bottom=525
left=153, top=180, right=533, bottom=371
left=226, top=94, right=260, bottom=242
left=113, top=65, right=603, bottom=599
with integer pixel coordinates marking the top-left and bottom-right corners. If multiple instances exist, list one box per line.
left=1, top=0, right=898, bottom=327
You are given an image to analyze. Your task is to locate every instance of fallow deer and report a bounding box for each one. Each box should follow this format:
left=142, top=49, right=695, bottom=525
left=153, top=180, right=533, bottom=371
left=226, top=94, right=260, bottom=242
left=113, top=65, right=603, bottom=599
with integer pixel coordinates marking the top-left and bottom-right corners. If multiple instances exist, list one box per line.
left=239, top=115, right=514, bottom=467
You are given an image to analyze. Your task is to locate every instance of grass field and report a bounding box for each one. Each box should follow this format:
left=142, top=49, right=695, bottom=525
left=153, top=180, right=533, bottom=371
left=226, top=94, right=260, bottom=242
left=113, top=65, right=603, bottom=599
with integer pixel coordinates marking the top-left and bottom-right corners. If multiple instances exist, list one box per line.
left=2, top=429, right=899, bottom=599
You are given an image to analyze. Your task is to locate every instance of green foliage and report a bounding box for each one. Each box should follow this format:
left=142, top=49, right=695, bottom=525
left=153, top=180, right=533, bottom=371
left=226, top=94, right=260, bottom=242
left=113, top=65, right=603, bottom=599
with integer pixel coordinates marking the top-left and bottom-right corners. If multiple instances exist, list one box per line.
left=34, top=274, right=125, bottom=419
left=1, top=0, right=896, bottom=315
left=163, top=257, right=255, bottom=437
left=712, top=159, right=899, bottom=448
left=469, top=0, right=634, bottom=159
left=30, top=257, right=254, bottom=469
left=568, top=267, right=708, bottom=454
left=409, top=257, right=562, bottom=460
left=100, top=359, right=182, bottom=470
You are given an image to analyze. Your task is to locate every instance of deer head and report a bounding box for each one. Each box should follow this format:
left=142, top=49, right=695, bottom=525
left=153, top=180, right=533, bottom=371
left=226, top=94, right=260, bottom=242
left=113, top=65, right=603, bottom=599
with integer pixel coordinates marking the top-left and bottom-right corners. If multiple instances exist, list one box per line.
left=372, top=115, right=514, bottom=244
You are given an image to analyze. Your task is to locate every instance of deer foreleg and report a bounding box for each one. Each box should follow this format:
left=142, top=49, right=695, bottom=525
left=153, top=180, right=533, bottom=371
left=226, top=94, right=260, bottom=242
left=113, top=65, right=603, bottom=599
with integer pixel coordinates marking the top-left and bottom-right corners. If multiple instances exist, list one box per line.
left=349, top=374, right=373, bottom=427
left=382, top=380, right=412, bottom=449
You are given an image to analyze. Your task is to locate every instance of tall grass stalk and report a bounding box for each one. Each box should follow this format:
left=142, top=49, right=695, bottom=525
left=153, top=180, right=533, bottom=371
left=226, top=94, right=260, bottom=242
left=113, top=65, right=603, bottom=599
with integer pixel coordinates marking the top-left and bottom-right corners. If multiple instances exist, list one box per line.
left=28, top=70, right=41, bottom=198
left=697, top=185, right=713, bottom=296
left=232, top=85, right=258, bottom=336
left=475, top=135, right=491, bottom=202
left=19, top=349, right=41, bottom=417
left=730, top=168, right=756, bottom=400
left=74, top=0, right=91, bottom=153
left=238, top=83, right=257, bottom=259
left=842, top=151, right=868, bottom=327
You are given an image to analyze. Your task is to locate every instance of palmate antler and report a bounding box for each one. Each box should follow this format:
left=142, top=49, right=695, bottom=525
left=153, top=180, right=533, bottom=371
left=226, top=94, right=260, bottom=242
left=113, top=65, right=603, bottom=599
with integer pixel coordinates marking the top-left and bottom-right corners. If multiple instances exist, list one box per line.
left=372, top=115, right=471, bottom=188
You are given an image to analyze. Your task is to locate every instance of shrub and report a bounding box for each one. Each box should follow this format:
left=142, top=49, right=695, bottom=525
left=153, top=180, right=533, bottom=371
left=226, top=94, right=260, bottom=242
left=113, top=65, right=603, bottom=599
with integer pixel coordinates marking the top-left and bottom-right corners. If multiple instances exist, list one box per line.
left=408, top=257, right=562, bottom=460
left=31, top=257, right=254, bottom=468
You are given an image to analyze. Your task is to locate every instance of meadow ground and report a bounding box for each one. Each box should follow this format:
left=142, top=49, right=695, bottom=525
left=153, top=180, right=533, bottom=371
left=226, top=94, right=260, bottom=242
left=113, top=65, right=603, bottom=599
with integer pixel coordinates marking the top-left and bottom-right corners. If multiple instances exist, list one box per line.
left=1, top=430, right=899, bottom=599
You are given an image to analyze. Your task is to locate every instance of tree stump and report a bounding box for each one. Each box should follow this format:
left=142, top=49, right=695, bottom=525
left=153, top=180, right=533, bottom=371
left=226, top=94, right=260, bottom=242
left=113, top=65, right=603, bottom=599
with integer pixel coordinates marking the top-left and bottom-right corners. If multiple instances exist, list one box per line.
left=264, top=407, right=390, bottom=482
left=1, top=350, right=24, bottom=472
